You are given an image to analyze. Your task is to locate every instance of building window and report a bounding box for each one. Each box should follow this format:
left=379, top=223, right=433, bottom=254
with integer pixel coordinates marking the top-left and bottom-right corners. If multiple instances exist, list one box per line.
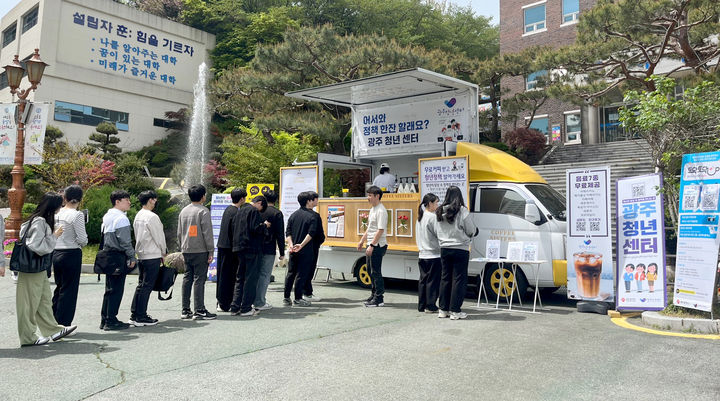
left=22, top=6, right=38, bottom=34
left=2, top=23, right=16, bottom=47
left=153, top=118, right=176, bottom=128
left=526, top=70, right=547, bottom=91
left=54, top=101, right=129, bottom=131
left=565, top=112, right=581, bottom=142
left=528, top=116, right=549, bottom=136
left=562, top=0, right=580, bottom=24
left=0, top=72, right=8, bottom=90
left=524, top=3, right=546, bottom=34
left=674, top=84, right=685, bottom=100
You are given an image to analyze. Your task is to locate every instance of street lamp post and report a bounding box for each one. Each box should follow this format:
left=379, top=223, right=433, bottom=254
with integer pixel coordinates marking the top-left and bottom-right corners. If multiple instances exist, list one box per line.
left=2, top=49, right=48, bottom=240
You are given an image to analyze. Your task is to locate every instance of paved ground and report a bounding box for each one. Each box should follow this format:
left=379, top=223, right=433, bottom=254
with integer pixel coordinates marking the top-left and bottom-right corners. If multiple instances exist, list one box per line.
left=1, top=270, right=718, bottom=401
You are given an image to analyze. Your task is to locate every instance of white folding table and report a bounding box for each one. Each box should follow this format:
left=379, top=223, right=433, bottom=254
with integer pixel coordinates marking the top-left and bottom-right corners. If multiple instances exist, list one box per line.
left=472, top=258, right=547, bottom=314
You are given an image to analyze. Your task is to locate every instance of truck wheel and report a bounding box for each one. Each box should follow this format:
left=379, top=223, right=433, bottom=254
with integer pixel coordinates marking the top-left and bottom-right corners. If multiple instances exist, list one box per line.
left=483, top=264, right=529, bottom=300
left=353, top=258, right=372, bottom=288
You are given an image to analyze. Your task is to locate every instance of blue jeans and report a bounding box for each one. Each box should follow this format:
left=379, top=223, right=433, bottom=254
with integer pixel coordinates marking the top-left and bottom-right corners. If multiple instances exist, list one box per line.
left=254, top=254, right=276, bottom=307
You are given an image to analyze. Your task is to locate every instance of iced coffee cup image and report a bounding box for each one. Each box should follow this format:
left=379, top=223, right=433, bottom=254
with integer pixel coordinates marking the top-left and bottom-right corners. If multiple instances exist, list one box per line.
left=573, top=252, right=603, bottom=298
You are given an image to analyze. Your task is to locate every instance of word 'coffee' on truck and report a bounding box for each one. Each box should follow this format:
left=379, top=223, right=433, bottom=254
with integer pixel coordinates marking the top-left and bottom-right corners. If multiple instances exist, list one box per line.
left=285, top=68, right=567, bottom=298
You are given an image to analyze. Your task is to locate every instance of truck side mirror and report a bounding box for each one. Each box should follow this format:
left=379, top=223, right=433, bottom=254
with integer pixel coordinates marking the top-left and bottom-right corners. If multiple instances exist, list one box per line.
left=524, top=203, right=542, bottom=224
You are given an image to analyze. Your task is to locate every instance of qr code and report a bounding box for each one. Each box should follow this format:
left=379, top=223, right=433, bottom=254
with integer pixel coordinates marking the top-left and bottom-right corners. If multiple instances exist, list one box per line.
left=576, top=219, right=586, bottom=232
left=589, top=221, right=600, bottom=232
left=683, top=194, right=697, bottom=210
left=632, top=184, right=645, bottom=198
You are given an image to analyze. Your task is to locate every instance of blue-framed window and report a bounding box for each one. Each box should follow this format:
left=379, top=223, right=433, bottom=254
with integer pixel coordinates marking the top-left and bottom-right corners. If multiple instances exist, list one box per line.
left=524, top=4, right=546, bottom=33
left=54, top=101, right=129, bottom=131
left=529, top=117, right=549, bottom=136
left=21, top=6, right=38, bottom=34
left=526, top=70, right=547, bottom=91
left=563, top=0, right=580, bottom=23
left=2, top=23, right=16, bottom=47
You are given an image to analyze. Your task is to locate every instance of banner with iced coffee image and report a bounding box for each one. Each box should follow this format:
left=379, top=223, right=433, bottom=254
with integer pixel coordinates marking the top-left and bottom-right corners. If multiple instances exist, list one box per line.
left=566, top=167, right=615, bottom=301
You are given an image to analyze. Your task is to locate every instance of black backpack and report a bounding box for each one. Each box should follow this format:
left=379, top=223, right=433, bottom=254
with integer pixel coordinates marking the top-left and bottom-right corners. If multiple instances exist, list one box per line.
left=153, top=263, right=177, bottom=301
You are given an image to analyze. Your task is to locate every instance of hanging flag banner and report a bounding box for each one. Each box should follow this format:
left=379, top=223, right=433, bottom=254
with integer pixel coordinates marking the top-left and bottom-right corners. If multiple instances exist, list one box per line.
left=24, top=103, right=50, bottom=165
left=616, top=174, right=667, bottom=310
left=208, top=193, right=233, bottom=282
left=566, top=166, right=614, bottom=302
left=673, top=151, right=720, bottom=312
left=0, top=103, right=18, bottom=165
left=279, top=166, right=318, bottom=230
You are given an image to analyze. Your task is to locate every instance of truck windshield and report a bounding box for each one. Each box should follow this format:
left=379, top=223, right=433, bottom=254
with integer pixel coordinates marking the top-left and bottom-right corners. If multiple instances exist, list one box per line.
left=526, top=184, right=566, bottom=221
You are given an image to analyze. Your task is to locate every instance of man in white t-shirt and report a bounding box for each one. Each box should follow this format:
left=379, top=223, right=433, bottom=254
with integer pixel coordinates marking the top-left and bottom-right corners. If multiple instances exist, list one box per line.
left=357, top=186, right=388, bottom=307
left=372, top=163, right=396, bottom=192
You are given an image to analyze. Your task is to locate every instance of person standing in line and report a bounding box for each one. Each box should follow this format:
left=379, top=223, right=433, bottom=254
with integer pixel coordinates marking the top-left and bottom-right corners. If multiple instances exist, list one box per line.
left=130, top=190, right=167, bottom=327
left=177, top=185, right=216, bottom=320
left=432, top=186, right=478, bottom=320
left=216, top=188, right=244, bottom=312
left=100, top=190, right=137, bottom=330
left=13, top=193, right=76, bottom=346
left=303, top=191, right=324, bottom=301
left=229, top=194, right=269, bottom=316
left=52, top=185, right=88, bottom=327
left=284, top=191, right=319, bottom=307
left=372, top=163, right=396, bottom=192
left=416, top=193, right=441, bottom=313
left=357, top=186, right=388, bottom=307
left=255, top=190, right=284, bottom=311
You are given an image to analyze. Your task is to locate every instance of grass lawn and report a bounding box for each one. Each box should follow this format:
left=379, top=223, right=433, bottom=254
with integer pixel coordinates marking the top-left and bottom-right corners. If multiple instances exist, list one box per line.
left=81, top=244, right=99, bottom=265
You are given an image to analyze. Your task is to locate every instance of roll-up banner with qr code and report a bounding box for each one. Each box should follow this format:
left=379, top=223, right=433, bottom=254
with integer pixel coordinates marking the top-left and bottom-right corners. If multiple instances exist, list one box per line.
left=418, top=156, right=469, bottom=206
left=209, top=194, right=233, bottom=282
left=616, top=174, right=667, bottom=311
left=566, top=167, right=614, bottom=301
left=352, top=93, right=473, bottom=158
left=673, top=151, right=720, bottom=312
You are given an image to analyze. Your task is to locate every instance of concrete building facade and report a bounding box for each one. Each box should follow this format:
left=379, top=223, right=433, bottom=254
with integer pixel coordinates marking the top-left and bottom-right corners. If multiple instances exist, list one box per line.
left=0, top=0, right=215, bottom=151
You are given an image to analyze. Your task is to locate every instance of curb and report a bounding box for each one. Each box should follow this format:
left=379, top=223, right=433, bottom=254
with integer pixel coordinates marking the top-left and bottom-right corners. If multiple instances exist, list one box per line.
left=641, top=311, right=720, bottom=334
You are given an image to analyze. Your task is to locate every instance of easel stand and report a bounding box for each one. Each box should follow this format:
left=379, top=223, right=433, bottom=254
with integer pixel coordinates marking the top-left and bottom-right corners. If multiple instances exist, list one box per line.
left=472, top=258, right=547, bottom=314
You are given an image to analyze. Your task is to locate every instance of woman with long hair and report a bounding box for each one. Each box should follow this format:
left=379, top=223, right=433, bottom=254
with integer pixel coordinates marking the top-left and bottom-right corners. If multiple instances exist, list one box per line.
left=433, top=186, right=478, bottom=320
left=416, top=193, right=441, bottom=313
left=13, top=193, right=76, bottom=346
left=52, top=185, right=88, bottom=326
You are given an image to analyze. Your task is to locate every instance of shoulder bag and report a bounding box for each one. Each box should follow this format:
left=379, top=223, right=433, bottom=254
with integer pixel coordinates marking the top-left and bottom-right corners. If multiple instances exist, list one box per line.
left=9, top=218, right=53, bottom=274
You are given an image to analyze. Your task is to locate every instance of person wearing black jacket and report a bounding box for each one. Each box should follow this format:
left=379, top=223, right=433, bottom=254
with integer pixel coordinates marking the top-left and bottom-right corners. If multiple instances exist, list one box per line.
left=284, top=191, right=319, bottom=307
left=215, top=188, right=244, bottom=312
left=230, top=195, right=270, bottom=316
left=304, top=191, right=325, bottom=300
left=254, top=190, right=285, bottom=310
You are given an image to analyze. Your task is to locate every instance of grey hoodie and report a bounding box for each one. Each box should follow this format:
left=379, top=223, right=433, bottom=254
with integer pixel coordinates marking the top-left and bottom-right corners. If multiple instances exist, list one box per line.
left=430, top=205, right=478, bottom=251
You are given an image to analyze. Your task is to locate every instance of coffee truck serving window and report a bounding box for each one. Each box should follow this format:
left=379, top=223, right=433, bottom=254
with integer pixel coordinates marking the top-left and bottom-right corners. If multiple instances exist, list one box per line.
left=322, top=162, right=371, bottom=197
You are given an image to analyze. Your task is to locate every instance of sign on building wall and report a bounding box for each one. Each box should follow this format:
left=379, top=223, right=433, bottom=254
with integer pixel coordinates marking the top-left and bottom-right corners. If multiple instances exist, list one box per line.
left=566, top=167, right=614, bottom=302
left=418, top=155, right=469, bottom=205
left=279, top=166, right=318, bottom=230
left=57, top=3, right=207, bottom=92
left=673, top=151, right=720, bottom=312
left=616, top=174, right=667, bottom=311
left=209, top=193, right=233, bottom=282
left=352, top=93, right=473, bottom=158
left=0, top=103, right=49, bottom=165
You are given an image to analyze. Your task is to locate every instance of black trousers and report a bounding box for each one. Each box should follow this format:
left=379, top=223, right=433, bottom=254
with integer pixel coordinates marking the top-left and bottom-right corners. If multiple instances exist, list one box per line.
left=101, top=273, right=127, bottom=325
left=439, top=248, right=469, bottom=313
left=368, top=245, right=387, bottom=299
left=216, top=248, right=238, bottom=311
left=284, top=250, right=314, bottom=300
left=131, top=258, right=161, bottom=319
left=52, top=248, right=82, bottom=326
left=418, top=257, right=441, bottom=312
left=230, top=252, right=261, bottom=313
left=304, top=245, right=320, bottom=296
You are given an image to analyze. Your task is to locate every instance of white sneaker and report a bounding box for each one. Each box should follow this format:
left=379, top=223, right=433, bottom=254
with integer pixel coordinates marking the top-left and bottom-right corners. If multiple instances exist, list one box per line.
left=239, top=309, right=259, bottom=317
left=450, top=312, right=468, bottom=320
left=256, top=303, right=273, bottom=311
left=437, top=310, right=450, bottom=318
left=304, top=295, right=321, bottom=302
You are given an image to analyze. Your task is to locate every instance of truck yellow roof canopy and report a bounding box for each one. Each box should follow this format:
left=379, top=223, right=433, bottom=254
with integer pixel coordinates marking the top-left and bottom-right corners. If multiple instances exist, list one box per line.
left=456, top=142, right=547, bottom=184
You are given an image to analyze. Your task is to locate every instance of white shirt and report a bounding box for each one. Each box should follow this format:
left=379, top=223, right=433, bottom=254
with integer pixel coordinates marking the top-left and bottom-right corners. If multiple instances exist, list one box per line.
left=133, top=209, right=167, bottom=260
left=55, top=208, right=88, bottom=250
left=366, top=203, right=388, bottom=247
left=372, top=173, right=396, bottom=192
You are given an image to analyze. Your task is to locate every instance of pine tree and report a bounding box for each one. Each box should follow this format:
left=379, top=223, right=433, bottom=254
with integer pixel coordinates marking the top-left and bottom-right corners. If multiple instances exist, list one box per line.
left=88, top=121, right=121, bottom=159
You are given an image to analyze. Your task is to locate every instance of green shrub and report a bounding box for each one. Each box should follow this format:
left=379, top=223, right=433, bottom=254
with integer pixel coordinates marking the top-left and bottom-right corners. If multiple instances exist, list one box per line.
left=24, top=179, right=47, bottom=204
left=114, top=153, right=154, bottom=194
left=22, top=202, right=37, bottom=220
left=151, top=152, right=169, bottom=165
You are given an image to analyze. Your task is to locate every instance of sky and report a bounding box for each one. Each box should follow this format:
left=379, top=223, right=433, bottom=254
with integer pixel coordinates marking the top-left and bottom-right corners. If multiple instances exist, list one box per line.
left=0, top=0, right=500, bottom=25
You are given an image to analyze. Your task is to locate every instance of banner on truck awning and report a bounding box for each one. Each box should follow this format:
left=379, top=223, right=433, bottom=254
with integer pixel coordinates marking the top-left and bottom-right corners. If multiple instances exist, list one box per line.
left=418, top=155, right=469, bottom=206
left=616, top=173, right=667, bottom=311
left=673, top=151, right=720, bottom=312
left=209, top=193, right=233, bottom=282
left=566, top=166, right=614, bottom=302
left=352, top=92, right=473, bottom=158
left=280, top=166, right=319, bottom=231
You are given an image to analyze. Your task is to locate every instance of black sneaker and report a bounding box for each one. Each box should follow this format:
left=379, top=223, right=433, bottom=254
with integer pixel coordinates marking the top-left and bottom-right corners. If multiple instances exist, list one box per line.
left=103, top=321, right=130, bottom=331
left=364, top=297, right=384, bottom=308
left=181, top=309, right=193, bottom=319
left=365, top=295, right=375, bottom=303
left=193, top=310, right=217, bottom=320
left=130, top=316, right=159, bottom=327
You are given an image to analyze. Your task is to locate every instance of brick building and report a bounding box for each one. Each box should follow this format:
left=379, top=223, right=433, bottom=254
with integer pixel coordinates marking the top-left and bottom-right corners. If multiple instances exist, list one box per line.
left=499, top=0, right=604, bottom=145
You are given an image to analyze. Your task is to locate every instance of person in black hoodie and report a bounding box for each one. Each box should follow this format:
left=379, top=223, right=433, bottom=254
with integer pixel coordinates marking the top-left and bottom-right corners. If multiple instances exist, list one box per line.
left=254, top=190, right=285, bottom=310
left=229, top=194, right=269, bottom=316
left=215, top=188, right=245, bottom=312
left=303, top=191, right=325, bottom=301
left=284, top=191, right=319, bottom=307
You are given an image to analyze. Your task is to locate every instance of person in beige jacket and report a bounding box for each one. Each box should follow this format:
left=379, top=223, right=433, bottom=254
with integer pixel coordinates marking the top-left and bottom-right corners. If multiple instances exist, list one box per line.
left=130, top=191, right=167, bottom=327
